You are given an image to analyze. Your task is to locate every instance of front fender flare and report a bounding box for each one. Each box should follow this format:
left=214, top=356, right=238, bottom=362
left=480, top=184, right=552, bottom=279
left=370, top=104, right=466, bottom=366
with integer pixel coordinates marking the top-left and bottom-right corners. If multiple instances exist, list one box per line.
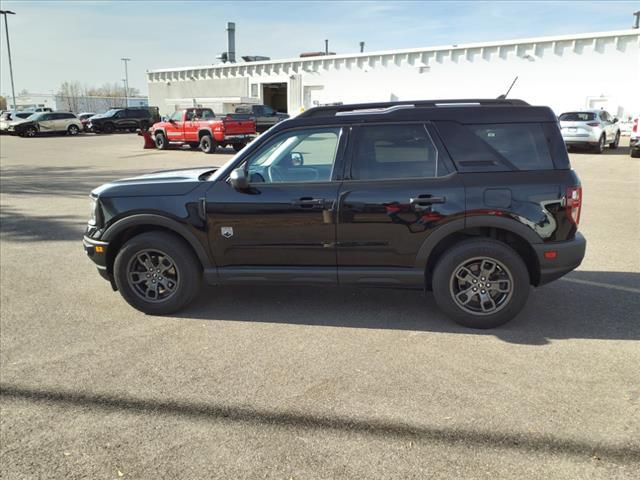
left=102, top=214, right=214, bottom=269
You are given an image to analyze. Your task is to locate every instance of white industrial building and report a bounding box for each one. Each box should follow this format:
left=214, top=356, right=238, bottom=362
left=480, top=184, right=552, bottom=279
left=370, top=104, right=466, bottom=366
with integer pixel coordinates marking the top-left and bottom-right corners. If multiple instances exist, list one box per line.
left=147, top=29, right=640, bottom=119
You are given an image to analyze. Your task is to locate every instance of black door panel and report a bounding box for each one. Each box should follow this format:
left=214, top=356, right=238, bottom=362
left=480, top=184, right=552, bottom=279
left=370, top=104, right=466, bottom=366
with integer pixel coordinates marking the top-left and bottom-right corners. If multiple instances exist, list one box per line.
left=337, top=177, right=465, bottom=268
left=205, top=181, right=339, bottom=267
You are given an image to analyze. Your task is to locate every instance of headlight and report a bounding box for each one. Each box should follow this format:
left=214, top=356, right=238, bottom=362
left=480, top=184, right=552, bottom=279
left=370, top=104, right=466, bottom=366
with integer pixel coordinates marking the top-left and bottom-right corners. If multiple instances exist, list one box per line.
left=89, top=196, right=100, bottom=226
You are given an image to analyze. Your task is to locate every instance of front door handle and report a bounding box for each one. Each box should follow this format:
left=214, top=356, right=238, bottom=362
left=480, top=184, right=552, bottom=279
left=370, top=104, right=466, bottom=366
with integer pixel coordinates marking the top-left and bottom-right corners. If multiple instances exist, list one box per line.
left=293, top=197, right=325, bottom=208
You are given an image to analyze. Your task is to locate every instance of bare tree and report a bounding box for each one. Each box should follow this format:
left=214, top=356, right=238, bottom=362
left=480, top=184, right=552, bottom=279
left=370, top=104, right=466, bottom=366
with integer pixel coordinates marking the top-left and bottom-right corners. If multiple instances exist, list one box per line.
left=0, top=96, right=7, bottom=111
left=57, top=81, right=84, bottom=112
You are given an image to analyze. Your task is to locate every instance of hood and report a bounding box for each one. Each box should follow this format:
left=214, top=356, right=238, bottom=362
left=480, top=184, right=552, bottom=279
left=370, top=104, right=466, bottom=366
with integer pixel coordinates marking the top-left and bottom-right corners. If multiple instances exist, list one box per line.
left=92, top=167, right=217, bottom=197
left=89, top=112, right=112, bottom=121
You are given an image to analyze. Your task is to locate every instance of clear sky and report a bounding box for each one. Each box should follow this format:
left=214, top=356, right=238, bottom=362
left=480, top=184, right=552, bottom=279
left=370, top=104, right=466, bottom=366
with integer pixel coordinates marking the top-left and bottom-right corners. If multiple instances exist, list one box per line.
left=0, top=0, right=637, bottom=97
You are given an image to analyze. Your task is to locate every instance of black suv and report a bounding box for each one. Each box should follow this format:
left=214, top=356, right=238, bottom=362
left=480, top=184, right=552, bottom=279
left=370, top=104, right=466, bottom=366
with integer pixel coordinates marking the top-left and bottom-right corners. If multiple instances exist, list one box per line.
left=88, top=107, right=158, bottom=133
left=83, top=99, right=586, bottom=329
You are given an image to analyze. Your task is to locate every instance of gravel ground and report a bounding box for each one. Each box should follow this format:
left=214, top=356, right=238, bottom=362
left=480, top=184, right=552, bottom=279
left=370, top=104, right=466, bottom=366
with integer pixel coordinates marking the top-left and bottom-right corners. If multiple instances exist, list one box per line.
left=1, top=133, right=639, bottom=479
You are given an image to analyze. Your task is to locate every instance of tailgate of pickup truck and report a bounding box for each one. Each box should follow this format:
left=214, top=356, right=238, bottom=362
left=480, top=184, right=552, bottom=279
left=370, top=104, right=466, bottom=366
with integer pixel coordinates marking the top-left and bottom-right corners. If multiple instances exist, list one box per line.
left=223, top=116, right=256, bottom=135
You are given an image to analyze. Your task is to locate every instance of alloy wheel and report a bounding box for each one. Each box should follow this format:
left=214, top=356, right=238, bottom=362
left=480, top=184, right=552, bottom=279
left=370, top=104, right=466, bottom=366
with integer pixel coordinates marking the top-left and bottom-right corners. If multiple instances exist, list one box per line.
left=126, top=249, right=180, bottom=303
left=450, top=256, right=514, bottom=315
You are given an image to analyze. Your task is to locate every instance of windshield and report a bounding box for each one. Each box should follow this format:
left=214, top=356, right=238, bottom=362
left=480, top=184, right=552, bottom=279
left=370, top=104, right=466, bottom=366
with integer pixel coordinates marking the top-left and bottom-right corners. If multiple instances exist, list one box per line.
left=559, top=112, right=596, bottom=122
left=25, top=113, right=43, bottom=121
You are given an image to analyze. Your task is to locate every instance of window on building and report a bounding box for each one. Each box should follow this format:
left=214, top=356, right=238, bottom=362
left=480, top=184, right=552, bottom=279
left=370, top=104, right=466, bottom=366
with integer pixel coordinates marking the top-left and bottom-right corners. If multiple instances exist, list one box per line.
left=350, top=124, right=440, bottom=180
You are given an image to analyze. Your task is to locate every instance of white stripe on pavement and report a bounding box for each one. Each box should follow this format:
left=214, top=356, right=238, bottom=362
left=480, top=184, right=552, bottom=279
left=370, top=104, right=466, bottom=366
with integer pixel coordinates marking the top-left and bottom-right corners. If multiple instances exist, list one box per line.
left=560, top=277, right=640, bottom=294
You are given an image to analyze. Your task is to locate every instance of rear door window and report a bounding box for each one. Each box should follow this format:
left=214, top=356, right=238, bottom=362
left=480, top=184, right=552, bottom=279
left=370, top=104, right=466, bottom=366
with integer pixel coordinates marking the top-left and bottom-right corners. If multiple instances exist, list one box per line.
left=349, top=124, right=444, bottom=180
left=435, top=121, right=554, bottom=171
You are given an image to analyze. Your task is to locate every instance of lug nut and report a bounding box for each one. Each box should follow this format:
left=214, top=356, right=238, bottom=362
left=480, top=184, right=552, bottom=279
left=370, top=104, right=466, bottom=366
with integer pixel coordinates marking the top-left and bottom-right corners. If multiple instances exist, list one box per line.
left=481, top=290, right=486, bottom=294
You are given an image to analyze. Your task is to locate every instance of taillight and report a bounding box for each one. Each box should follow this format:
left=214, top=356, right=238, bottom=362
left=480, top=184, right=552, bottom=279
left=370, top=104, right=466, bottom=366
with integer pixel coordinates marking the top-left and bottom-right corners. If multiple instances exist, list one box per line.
left=566, top=186, right=582, bottom=225
left=633, top=119, right=638, bottom=133
left=586, top=122, right=600, bottom=127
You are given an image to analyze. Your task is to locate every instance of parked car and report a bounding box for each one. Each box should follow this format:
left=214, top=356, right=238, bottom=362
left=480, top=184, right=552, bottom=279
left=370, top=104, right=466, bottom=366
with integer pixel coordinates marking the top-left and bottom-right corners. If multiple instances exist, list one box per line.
left=630, top=117, right=639, bottom=158
left=558, top=110, right=621, bottom=153
left=8, top=112, right=83, bottom=137
left=234, top=104, right=289, bottom=133
left=83, top=98, right=586, bottom=329
left=88, top=107, right=160, bottom=133
left=0, top=111, right=33, bottom=134
left=151, top=108, right=257, bottom=153
left=77, top=112, right=96, bottom=132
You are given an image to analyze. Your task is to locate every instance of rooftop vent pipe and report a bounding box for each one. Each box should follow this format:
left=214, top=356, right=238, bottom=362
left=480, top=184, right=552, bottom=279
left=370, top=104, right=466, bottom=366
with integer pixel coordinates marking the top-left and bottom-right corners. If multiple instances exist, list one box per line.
left=227, top=22, right=236, bottom=63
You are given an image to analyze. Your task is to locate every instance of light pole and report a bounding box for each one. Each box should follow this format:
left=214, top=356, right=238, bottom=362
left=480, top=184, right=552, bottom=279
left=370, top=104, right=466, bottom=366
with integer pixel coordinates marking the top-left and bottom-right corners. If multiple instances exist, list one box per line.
left=121, top=57, right=130, bottom=107
left=0, top=10, right=17, bottom=111
left=121, top=79, right=127, bottom=108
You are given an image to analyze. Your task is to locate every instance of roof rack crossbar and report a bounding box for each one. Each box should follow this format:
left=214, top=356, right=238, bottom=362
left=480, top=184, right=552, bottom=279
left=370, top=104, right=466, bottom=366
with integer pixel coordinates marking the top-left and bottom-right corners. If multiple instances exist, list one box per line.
left=298, top=98, right=529, bottom=118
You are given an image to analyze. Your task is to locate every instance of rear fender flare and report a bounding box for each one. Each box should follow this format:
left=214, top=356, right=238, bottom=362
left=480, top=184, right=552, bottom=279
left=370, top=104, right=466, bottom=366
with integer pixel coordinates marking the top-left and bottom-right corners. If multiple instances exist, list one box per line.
left=102, top=214, right=214, bottom=269
left=414, top=215, right=542, bottom=270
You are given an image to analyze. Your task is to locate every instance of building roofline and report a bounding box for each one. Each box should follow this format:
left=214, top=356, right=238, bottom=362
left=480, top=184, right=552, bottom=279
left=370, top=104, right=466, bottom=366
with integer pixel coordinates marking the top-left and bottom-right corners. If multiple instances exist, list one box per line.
left=147, top=29, right=639, bottom=74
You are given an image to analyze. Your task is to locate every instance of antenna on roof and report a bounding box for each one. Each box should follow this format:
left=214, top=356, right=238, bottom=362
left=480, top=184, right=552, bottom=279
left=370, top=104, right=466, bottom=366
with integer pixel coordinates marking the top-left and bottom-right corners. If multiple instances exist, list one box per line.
left=497, top=76, right=518, bottom=99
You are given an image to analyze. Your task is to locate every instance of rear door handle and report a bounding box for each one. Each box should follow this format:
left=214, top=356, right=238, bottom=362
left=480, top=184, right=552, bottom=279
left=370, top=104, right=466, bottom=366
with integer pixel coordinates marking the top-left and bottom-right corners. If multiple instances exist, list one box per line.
left=410, top=195, right=446, bottom=206
left=293, top=197, right=325, bottom=208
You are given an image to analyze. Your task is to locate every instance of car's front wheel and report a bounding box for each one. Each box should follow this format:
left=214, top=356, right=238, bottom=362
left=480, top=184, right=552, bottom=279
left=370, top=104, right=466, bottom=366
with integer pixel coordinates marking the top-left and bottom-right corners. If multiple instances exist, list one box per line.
left=24, top=126, right=38, bottom=137
left=595, top=134, right=605, bottom=154
left=432, top=239, right=530, bottom=329
left=609, top=131, right=620, bottom=149
left=67, top=125, right=80, bottom=136
left=154, top=132, right=168, bottom=150
left=113, top=232, right=202, bottom=315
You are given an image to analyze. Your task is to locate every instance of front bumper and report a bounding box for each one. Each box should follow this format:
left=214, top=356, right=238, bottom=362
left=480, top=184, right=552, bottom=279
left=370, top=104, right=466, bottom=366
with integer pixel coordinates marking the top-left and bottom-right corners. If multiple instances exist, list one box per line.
left=534, top=232, right=586, bottom=286
left=83, top=236, right=111, bottom=282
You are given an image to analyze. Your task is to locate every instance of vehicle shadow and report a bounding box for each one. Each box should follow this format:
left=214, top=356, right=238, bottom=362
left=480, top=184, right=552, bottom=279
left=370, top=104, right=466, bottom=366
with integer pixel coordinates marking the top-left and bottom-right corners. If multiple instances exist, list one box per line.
left=177, top=270, right=640, bottom=346
left=0, top=205, right=85, bottom=241
left=0, top=165, right=156, bottom=197
left=569, top=145, right=631, bottom=156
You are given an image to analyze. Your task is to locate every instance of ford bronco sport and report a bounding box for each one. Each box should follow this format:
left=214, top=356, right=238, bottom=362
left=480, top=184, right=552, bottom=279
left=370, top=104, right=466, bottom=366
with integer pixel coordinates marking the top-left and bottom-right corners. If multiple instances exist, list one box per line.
left=83, top=99, right=586, bottom=329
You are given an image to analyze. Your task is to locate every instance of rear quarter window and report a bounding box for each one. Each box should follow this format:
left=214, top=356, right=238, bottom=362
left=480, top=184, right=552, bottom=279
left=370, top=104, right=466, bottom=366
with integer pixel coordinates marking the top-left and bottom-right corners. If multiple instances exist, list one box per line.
left=435, top=121, right=554, bottom=172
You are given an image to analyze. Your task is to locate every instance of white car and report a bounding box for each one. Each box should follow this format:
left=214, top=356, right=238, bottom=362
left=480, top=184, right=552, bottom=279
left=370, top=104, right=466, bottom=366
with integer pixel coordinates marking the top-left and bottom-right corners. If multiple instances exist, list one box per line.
left=559, top=110, right=621, bottom=154
left=0, top=111, right=34, bottom=133
left=7, top=112, right=83, bottom=137
left=630, top=117, right=639, bottom=158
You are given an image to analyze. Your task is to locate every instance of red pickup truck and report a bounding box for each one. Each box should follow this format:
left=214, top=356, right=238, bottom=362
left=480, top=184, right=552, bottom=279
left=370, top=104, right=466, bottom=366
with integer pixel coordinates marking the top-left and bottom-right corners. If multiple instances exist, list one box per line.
left=151, top=108, right=256, bottom=154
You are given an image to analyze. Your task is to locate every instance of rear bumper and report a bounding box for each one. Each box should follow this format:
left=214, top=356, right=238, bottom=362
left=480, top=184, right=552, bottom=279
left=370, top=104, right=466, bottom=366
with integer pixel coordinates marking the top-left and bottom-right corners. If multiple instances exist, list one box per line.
left=534, top=232, right=586, bottom=286
left=630, top=136, right=640, bottom=151
left=217, top=133, right=257, bottom=143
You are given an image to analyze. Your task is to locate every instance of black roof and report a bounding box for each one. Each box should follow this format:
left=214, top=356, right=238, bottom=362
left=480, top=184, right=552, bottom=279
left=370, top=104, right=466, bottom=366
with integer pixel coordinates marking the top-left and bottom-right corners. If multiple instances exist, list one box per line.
left=281, top=99, right=556, bottom=130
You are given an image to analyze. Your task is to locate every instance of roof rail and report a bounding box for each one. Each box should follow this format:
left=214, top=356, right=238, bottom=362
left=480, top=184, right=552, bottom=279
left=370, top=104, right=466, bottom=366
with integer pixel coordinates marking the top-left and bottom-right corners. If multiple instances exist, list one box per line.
left=298, top=98, right=529, bottom=118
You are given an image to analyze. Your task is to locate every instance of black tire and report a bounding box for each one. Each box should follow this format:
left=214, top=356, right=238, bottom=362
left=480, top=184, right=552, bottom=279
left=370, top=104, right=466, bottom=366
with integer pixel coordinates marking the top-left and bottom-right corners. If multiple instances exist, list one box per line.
left=232, top=143, right=245, bottom=152
left=594, top=135, right=605, bottom=154
left=102, top=122, right=115, bottom=134
left=67, top=124, right=80, bottom=136
left=154, top=132, right=168, bottom=150
left=113, top=232, right=202, bottom=315
left=128, top=127, right=138, bottom=133
left=139, top=121, right=149, bottom=131
left=432, top=238, right=530, bottom=329
left=24, top=126, right=37, bottom=137
left=199, top=134, right=217, bottom=154
left=609, top=131, right=620, bottom=149
left=631, top=148, right=640, bottom=158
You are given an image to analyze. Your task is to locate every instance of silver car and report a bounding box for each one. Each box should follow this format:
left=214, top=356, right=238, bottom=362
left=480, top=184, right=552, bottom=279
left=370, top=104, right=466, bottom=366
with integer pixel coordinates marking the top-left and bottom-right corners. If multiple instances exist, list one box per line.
left=559, top=110, right=621, bottom=153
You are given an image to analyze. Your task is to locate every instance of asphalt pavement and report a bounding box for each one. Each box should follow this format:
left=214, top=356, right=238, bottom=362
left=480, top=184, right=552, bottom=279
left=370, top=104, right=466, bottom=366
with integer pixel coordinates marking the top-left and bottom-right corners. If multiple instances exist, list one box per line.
left=1, top=133, right=639, bottom=479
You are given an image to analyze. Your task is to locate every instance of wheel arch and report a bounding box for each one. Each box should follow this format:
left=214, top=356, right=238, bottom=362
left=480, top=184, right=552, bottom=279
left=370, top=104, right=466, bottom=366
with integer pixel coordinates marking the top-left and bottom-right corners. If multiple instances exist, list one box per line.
left=102, top=214, right=213, bottom=274
left=417, top=216, right=542, bottom=289
left=198, top=128, right=213, bottom=140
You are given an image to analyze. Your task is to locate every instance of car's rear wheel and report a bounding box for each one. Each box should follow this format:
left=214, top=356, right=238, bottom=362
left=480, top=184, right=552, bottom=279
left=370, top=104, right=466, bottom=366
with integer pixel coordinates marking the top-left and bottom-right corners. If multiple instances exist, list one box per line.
left=155, top=132, right=168, bottom=150
left=67, top=124, right=80, bottom=136
left=102, top=122, right=115, bottom=134
left=24, top=126, right=37, bottom=137
left=114, top=232, right=201, bottom=315
left=200, top=134, right=217, bottom=154
left=609, top=131, right=620, bottom=149
left=432, top=239, right=530, bottom=329
left=595, top=134, right=605, bottom=154
left=631, top=148, right=640, bottom=158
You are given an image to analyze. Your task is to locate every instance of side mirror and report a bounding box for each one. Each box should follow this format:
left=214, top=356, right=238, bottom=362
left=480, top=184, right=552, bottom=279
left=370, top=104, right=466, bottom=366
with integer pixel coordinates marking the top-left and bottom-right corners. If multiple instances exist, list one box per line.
left=290, top=152, right=304, bottom=166
left=613, top=118, right=619, bottom=123
left=229, top=168, right=250, bottom=190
